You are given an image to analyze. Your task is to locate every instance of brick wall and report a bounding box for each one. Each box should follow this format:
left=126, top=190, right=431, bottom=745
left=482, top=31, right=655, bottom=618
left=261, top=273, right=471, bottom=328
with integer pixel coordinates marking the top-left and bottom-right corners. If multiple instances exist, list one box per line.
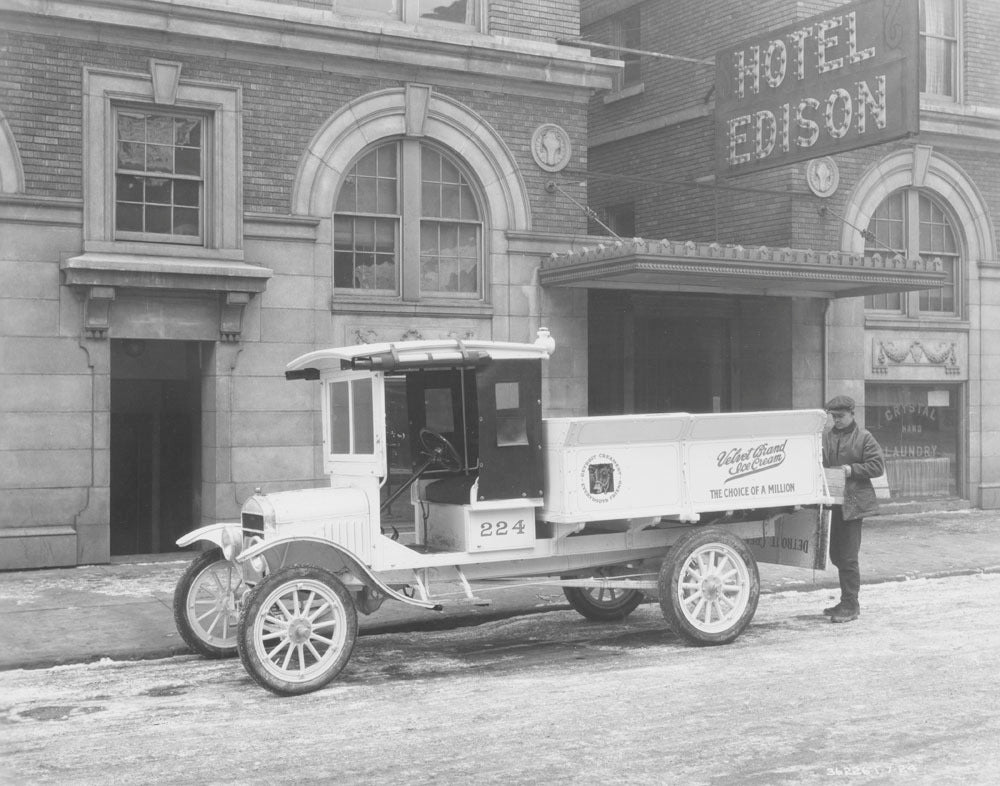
left=0, top=30, right=588, bottom=235
left=964, top=0, right=1000, bottom=105
left=490, top=0, right=578, bottom=41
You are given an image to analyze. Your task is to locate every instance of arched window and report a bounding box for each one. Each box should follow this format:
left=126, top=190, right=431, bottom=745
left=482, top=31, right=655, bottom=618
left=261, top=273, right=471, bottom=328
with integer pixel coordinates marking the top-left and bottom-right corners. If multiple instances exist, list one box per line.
left=334, top=140, right=483, bottom=300
left=864, top=189, right=961, bottom=316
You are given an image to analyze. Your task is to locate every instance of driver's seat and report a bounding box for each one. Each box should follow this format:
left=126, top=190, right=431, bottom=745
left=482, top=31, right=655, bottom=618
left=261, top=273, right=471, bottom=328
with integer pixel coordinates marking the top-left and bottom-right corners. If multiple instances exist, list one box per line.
left=423, top=474, right=478, bottom=505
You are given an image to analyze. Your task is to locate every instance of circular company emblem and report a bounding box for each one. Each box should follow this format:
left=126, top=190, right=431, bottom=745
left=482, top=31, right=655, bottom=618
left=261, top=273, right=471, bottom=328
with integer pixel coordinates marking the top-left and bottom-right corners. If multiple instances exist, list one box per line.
left=806, top=156, right=839, bottom=198
left=531, top=123, right=572, bottom=173
left=580, top=453, right=622, bottom=503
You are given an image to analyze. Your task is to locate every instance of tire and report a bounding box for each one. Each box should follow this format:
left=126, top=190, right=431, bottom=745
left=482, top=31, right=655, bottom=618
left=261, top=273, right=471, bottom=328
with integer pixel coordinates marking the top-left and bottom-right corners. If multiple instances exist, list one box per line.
left=237, top=565, right=358, bottom=696
left=563, top=585, right=644, bottom=621
left=173, top=548, right=245, bottom=658
left=658, top=527, right=759, bottom=646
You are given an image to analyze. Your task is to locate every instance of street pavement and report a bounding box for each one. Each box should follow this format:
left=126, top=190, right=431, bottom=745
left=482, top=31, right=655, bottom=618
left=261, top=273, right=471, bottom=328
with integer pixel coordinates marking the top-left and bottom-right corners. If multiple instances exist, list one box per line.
left=1, top=505, right=998, bottom=672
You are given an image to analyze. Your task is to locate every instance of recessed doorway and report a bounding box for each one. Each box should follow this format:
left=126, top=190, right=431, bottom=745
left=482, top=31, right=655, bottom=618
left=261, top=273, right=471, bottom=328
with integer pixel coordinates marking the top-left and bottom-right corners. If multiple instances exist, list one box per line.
left=110, top=340, right=203, bottom=556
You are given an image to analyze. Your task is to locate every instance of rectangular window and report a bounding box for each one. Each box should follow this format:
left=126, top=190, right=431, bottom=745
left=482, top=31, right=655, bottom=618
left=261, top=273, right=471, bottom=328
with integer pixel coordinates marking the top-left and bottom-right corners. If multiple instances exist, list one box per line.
left=336, top=0, right=475, bottom=26
left=611, top=7, right=642, bottom=91
left=424, top=388, right=455, bottom=434
left=334, top=216, right=399, bottom=292
left=495, top=381, right=528, bottom=447
left=863, top=192, right=904, bottom=311
left=591, top=203, right=636, bottom=238
left=328, top=378, right=375, bottom=455
left=865, top=383, right=959, bottom=499
left=114, top=109, right=203, bottom=243
left=920, top=0, right=958, bottom=99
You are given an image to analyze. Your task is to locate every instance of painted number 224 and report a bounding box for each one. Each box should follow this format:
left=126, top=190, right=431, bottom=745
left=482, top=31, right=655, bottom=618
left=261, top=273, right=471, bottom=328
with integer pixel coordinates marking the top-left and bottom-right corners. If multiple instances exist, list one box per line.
left=480, top=520, right=526, bottom=537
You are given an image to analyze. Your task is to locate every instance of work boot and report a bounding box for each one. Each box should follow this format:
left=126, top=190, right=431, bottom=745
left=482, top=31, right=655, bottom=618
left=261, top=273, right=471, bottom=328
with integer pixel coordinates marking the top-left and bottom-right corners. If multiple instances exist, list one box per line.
left=822, top=602, right=843, bottom=616
left=830, top=606, right=860, bottom=624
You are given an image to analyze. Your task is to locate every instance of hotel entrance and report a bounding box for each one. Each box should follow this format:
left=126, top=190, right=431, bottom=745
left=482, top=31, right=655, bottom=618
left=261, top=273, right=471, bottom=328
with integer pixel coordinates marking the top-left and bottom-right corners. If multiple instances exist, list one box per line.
left=588, top=291, right=734, bottom=416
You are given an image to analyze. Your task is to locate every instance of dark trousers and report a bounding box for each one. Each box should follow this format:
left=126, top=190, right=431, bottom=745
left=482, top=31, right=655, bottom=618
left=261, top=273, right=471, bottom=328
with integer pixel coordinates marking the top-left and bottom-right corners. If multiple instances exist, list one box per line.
left=829, top=507, right=863, bottom=610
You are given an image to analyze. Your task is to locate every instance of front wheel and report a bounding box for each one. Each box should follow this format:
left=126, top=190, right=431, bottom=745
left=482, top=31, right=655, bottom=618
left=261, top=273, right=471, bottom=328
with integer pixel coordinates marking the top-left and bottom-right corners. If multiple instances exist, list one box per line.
left=237, top=566, right=358, bottom=696
left=563, top=585, right=644, bottom=621
left=658, top=527, right=759, bottom=646
left=173, top=548, right=245, bottom=658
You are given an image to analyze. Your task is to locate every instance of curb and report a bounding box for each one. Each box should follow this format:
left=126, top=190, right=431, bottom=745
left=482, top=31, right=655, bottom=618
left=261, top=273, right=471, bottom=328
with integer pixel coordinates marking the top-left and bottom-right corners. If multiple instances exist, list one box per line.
left=5, top=565, right=998, bottom=674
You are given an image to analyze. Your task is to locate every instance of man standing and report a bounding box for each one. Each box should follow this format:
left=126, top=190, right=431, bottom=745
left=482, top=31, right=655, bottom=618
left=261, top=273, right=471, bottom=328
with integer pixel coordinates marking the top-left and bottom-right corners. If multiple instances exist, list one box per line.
left=822, top=395, right=885, bottom=623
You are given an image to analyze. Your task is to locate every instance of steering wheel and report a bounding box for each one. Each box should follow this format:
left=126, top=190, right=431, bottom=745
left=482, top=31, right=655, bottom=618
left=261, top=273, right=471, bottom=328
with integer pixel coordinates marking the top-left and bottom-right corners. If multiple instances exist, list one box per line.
left=418, top=428, right=462, bottom=471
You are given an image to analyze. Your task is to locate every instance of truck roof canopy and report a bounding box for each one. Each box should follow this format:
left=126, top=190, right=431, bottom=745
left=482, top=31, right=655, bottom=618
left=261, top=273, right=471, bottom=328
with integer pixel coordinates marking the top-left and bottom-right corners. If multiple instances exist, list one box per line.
left=285, top=329, right=554, bottom=379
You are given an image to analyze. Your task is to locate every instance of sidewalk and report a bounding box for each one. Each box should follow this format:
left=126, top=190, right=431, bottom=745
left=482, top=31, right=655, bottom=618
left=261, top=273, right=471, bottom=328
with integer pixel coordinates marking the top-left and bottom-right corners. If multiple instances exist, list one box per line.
left=1, top=507, right=998, bottom=672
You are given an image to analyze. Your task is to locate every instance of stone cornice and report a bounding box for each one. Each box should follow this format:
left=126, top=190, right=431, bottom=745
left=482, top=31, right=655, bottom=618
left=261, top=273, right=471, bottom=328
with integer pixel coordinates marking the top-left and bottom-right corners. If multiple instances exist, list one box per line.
left=1, top=0, right=617, bottom=93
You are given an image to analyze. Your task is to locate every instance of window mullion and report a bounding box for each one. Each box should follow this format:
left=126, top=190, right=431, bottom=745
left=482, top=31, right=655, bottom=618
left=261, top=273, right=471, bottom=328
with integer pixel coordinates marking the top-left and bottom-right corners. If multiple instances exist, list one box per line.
left=400, top=138, right=422, bottom=301
left=905, top=189, right=921, bottom=315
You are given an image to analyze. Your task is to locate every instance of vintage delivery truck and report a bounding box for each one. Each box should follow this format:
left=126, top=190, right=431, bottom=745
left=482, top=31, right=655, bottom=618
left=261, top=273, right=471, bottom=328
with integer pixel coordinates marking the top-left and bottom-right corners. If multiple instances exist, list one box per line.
left=174, top=329, right=833, bottom=695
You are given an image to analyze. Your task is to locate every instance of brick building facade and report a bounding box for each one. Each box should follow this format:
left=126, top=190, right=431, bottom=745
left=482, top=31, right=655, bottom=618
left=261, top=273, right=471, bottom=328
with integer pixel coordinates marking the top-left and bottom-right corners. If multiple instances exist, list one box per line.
left=579, top=0, right=1000, bottom=507
left=0, top=0, right=615, bottom=569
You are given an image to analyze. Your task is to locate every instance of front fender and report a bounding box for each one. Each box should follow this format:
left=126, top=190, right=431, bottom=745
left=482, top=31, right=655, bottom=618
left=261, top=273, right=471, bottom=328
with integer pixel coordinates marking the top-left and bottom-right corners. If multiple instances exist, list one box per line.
left=176, top=522, right=246, bottom=560
left=237, top=536, right=441, bottom=611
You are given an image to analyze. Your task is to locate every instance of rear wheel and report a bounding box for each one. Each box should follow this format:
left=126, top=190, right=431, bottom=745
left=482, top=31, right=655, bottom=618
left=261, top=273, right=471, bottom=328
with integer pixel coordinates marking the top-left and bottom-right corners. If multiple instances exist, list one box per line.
left=237, top=566, right=358, bottom=696
left=658, top=527, right=759, bottom=645
left=563, top=585, right=644, bottom=621
left=173, top=548, right=244, bottom=658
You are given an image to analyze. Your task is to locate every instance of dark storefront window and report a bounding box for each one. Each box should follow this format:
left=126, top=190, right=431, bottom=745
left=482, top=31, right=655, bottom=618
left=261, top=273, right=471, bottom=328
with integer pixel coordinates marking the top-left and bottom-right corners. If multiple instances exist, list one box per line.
left=865, top=383, right=959, bottom=499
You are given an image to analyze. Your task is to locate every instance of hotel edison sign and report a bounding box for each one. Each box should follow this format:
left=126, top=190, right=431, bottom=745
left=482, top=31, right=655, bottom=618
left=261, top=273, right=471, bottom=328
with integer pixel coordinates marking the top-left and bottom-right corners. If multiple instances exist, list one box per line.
left=715, top=0, right=919, bottom=177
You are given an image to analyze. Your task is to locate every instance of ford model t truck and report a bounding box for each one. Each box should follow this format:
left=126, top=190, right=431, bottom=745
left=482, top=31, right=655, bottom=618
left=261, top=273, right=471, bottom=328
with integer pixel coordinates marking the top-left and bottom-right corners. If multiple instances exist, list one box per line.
left=174, top=329, right=832, bottom=695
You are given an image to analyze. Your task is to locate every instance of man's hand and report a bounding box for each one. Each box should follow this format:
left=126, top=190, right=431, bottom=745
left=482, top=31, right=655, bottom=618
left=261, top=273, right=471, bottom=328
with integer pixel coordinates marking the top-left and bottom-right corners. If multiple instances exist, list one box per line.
left=842, top=464, right=852, bottom=477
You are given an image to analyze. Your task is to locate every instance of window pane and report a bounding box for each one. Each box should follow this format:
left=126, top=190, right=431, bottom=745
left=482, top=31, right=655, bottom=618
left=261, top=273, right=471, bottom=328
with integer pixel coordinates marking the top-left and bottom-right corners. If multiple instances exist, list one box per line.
left=173, top=208, right=199, bottom=235
left=351, top=378, right=374, bottom=454
left=921, top=0, right=955, bottom=36
left=336, top=177, right=357, bottom=212
left=377, top=146, right=397, bottom=177
left=174, top=180, right=199, bottom=207
left=116, top=202, right=142, bottom=232
left=377, top=178, right=397, bottom=214
left=440, top=222, right=458, bottom=253
left=146, top=177, right=171, bottom=204
left=458, top=258, right=477, bottom=291
left=421, top=256, right=440, bottom=291
left=419, top=0, right=469, bottom=23
left=358, top=178, right=378, bottom=213
left=441, top=183, right=461, bottom=218
left=175, top=118, right=201, bottom=147
left=356, top=218, right=375, bottom=250
left=357, top=149, right=377, bottom=176
left=338, top=0, right=398, bottom=16
left=145, top=204, right=171, bottom=233
left=117, top=174, right=143, bottom=202
left=422, top=180, right=440, bottom=217
left=440, top=156, right=461, bottom=184
left=117, top=113, right=145, bottom=142
left=334, top=251, right=356, bottom=288
left=424, top=388, right=455, bottom=433
left=146, top=115, right=174, bottom=144
left=117, top=142, right=145, bottom=170
left=175, top=147, right=200, bottom=176
left=329, top=381, right=350, bottom=453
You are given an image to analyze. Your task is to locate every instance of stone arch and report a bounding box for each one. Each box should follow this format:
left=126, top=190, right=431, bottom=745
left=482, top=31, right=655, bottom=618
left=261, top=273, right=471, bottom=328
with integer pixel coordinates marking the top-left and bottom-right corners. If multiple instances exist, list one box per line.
left=0, top=108, right=25, bottom=194
left=291, top=86, right=531, bottom=231
left=840, top=146, right=996, bottom=265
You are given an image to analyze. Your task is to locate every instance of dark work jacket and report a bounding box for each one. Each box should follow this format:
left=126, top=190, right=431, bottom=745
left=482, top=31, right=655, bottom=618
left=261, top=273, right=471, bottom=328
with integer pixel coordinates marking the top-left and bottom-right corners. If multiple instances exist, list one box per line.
left=822, top=421, right=885, bottom=521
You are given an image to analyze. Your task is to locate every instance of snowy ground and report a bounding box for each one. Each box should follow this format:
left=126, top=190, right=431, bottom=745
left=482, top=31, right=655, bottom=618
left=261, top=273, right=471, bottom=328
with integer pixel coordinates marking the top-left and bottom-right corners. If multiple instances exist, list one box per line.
left=1, top=574, right=999, bottom=785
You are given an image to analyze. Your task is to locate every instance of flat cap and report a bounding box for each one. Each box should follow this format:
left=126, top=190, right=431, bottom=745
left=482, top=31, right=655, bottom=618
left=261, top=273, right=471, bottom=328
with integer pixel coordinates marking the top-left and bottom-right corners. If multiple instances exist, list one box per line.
left=825, top=395, right=855, bottom=412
